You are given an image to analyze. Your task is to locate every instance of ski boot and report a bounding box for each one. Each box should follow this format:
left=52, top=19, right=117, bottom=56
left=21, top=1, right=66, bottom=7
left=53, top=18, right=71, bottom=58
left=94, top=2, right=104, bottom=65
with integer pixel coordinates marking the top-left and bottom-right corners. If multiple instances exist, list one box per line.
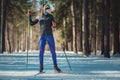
left=54, top=64, right=61, bottom=73
left=39, top=65, right=43, bottom=73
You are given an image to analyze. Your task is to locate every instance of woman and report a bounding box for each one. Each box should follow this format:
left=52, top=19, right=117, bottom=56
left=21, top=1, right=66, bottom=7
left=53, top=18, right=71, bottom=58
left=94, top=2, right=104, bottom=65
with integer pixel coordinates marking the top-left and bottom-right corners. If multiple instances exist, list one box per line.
left=27, top=4, right=61, bottom=73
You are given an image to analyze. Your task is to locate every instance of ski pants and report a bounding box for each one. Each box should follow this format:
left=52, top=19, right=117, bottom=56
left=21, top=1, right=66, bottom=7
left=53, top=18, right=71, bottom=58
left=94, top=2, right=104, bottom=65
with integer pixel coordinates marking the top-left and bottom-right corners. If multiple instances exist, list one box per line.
left=39, top=35, right=57, bottom=65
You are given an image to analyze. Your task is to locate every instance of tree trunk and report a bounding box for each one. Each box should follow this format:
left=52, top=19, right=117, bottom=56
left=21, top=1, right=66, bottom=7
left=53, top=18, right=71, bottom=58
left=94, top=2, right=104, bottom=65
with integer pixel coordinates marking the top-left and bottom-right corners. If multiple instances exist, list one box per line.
left=71, top=0, right=77, bottom=53
left=111, top=0, right=120, bottom=55
left=78, top=0, right=83, bottom=51
left=7, top=27, right=12, bottom=53
left=97, top=0, right=105, bottom=55
left=83, top=0, right=90, bottom=56
left=104, top=0, right=110, bottom=58
left=0, top=0, right=8, bottom=53
left=63, top=18, right=68, bottom=51
left=90, top=0, right=97, bottom=54
left=0, top=0, right=4, bottom=53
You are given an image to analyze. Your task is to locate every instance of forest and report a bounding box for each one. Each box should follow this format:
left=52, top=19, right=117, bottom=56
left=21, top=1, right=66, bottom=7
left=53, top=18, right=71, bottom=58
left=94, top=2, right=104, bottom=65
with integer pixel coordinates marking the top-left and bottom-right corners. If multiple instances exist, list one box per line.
left=0, top=0, right=120, bottom=58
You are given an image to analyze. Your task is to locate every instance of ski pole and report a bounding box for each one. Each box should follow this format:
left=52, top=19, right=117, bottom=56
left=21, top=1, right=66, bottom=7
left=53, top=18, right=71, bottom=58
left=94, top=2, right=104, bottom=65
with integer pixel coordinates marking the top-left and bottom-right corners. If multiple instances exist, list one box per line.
left=26, top=9, right=30, bottom=69
left=62, top=44, right=72, bottom=71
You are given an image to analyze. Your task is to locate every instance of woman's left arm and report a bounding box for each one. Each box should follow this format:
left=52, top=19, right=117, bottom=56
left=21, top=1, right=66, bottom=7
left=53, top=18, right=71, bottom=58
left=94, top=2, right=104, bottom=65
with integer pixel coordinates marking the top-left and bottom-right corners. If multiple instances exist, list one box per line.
left=51, top=15, right=57, bottom=27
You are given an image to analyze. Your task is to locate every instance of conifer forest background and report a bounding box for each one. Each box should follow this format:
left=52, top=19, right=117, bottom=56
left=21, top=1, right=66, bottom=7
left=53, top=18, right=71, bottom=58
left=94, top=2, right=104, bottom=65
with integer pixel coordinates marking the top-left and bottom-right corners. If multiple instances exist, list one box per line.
left=0, top=0, right=120, bottom=58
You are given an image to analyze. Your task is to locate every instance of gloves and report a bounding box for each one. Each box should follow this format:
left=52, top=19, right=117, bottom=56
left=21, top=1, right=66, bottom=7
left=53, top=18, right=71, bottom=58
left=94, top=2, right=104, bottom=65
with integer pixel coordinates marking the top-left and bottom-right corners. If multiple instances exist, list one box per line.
left=52, top=21, right=56, bottom=27
left=27, top=11, right=31, bottom=17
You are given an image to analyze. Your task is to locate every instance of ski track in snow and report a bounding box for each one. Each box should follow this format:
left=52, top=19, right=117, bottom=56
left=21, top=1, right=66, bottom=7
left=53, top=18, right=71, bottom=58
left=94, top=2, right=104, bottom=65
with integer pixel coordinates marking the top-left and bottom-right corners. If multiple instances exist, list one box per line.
left=0, top=51, right=120, bottom=80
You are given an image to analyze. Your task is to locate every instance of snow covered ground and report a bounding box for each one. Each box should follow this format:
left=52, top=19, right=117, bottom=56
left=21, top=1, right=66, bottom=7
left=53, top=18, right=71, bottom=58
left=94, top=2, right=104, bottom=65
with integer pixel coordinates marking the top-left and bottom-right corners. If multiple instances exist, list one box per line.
left=0, top=51, right=120, bottom=80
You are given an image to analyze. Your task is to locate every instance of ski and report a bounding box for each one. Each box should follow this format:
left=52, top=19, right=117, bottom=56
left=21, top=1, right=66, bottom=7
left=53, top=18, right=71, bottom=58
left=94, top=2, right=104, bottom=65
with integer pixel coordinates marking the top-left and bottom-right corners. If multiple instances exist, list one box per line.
left=34, top=72, right=45, bottom=76
left=59, top=71, right=69, bottom=74
left=34, top=71, right=69, bottom=76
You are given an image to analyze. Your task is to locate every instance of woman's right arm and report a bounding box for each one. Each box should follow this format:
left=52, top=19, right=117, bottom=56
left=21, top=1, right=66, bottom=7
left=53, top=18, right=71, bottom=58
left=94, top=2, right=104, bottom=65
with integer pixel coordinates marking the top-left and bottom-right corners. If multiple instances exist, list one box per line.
left=29, top=15, right=39, bottom=26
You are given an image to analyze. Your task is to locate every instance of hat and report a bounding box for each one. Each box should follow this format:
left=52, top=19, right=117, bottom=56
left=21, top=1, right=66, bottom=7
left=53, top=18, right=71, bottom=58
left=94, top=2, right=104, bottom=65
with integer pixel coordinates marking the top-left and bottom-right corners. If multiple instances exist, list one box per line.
left=45, top=5, right=50, bottom=10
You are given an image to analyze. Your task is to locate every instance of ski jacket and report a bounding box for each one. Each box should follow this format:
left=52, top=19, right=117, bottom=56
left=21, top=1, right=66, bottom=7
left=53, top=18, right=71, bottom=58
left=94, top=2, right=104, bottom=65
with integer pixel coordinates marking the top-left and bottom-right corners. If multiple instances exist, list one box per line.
left=29, top=13, right=56, bottom=36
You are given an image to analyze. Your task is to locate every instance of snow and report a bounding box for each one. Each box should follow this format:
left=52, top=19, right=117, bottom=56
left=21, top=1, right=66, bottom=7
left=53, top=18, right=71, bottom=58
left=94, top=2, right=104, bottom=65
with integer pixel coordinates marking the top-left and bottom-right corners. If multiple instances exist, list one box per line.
left=0, top=51, right=120, bottom=80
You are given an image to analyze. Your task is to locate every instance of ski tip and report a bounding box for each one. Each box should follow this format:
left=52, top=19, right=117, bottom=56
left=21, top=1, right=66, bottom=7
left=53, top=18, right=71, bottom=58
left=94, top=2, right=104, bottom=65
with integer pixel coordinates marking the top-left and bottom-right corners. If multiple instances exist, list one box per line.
left=60, top=71, right=68, bottom=74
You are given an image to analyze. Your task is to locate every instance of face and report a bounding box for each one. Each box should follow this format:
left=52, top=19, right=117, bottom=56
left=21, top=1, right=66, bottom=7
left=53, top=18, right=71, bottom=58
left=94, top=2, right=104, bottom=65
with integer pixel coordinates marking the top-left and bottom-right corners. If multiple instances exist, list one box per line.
left=46, top=9, right=51, bottom=14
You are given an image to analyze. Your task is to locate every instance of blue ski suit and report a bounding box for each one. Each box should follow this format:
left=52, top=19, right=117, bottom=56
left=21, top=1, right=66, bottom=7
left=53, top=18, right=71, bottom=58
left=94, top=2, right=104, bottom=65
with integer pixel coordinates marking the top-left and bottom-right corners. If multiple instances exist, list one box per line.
left=29, top=12, right=57, bottom=66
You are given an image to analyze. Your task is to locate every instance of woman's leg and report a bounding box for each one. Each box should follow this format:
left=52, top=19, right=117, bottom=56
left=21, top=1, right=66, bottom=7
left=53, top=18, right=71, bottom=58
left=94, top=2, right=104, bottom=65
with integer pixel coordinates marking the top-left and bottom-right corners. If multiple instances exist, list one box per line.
left=46, top=36, right=57, bottom=65
left=46, top=36, right=61, bottom=72
left=39, top=36, right=46, bottom=72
